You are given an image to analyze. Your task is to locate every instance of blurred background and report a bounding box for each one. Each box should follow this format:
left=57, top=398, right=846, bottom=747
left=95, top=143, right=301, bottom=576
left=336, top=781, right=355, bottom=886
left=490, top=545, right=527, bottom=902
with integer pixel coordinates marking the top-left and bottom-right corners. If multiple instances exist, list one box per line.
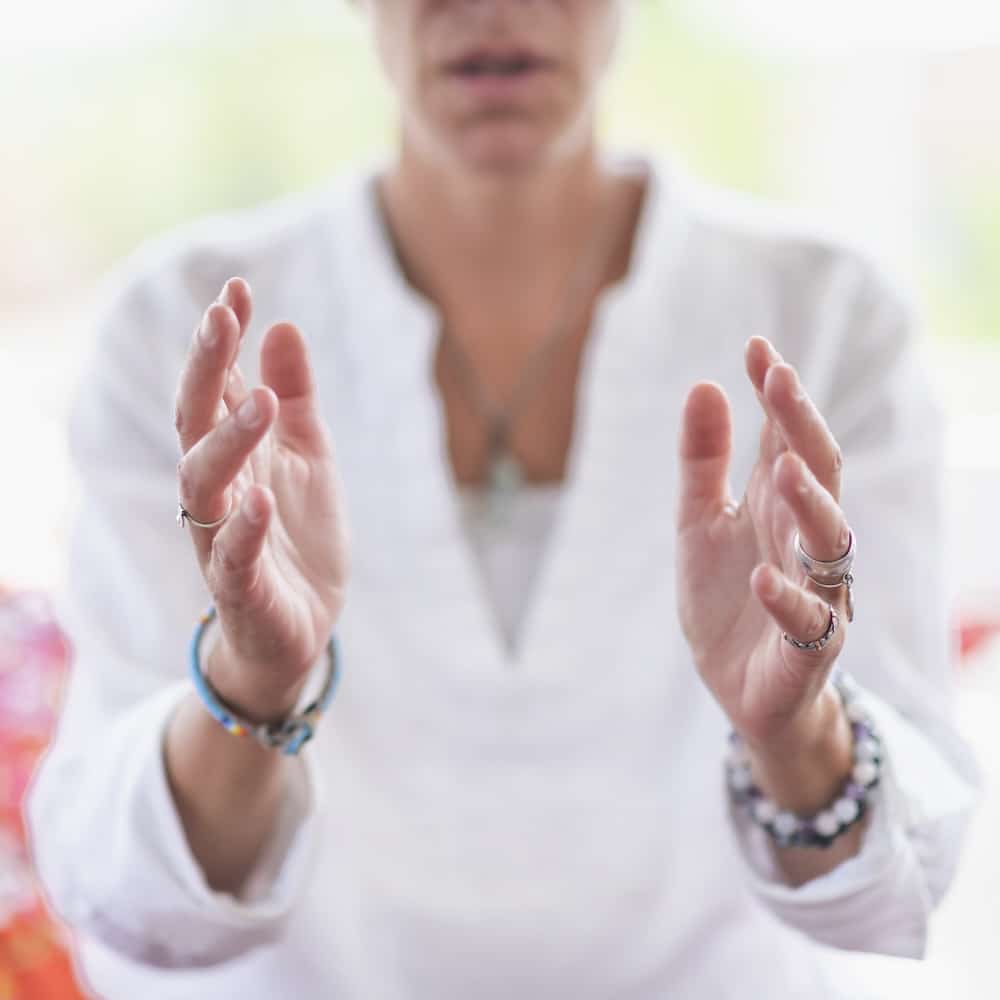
left=1, top=1, right=998, bottom=996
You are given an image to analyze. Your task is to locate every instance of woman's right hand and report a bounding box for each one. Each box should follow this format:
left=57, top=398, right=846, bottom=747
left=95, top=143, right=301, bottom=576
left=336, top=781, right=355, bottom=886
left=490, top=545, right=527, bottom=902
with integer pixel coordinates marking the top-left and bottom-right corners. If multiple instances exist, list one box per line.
left=174, top=278, right=350, bottom=722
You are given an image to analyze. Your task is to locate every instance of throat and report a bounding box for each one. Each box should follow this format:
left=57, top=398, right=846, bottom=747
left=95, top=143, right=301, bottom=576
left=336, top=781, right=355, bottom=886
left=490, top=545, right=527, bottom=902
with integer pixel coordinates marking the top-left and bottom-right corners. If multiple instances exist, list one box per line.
left=377, top=152, right=630, bottom=308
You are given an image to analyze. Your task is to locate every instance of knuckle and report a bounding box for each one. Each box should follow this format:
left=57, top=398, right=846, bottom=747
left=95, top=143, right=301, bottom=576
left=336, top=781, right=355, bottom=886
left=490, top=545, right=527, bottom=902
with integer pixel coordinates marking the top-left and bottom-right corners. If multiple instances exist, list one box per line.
left=176, top=460, right=198, bottom=504
left=837, top=522, right=852, bottom=554
left=211, top=577, right=251, bottom=617
left=214, top=541, right=244, bottom=577
left=174, top=396, right=187, bottom=437
left=808, top=600, right=830, bottom=638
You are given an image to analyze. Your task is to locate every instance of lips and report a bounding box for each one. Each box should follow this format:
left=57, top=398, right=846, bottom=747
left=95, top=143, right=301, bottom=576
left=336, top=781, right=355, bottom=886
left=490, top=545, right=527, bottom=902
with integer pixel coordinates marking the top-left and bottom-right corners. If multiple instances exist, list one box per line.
left=445, top=48, right=554, bottom=79
left=441, top=46, right=556, bottom=105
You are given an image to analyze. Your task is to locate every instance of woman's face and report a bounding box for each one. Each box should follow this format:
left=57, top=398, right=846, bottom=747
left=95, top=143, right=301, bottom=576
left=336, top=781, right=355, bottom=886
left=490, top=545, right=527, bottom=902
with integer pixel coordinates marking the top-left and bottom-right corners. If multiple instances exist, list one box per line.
left=361, top=0, right=624, bottom=175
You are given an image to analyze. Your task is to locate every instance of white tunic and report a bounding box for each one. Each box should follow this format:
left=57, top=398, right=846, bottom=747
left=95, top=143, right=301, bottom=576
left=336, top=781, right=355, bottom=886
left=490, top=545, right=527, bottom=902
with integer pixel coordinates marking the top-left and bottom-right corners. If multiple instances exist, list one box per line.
left=456, top=484, right=565, bottom=658
left=26, top=154, right=978, bottom=999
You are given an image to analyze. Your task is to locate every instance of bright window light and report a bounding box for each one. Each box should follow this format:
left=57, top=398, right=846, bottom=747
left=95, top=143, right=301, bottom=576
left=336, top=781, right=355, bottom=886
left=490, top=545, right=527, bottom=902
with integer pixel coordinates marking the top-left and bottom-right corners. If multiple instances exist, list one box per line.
left=690, top=0, right=1000, bottom=50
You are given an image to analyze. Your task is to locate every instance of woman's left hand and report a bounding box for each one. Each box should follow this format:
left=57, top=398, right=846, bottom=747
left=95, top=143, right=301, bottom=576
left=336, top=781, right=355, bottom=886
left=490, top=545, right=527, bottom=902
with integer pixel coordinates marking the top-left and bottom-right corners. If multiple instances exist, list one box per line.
left=676, top=337, right=854, bottom=759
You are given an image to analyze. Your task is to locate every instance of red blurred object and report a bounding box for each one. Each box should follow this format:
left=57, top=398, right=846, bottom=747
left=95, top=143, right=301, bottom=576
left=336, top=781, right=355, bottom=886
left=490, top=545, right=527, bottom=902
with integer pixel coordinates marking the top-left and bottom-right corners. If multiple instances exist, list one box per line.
left=0, top=906, right=86, bottom=1000
left=0, top=586, right=87, bottom=1000
left=0, top=583, right=993, bottom=1000
left=958, top=619, right=1000, bottom=661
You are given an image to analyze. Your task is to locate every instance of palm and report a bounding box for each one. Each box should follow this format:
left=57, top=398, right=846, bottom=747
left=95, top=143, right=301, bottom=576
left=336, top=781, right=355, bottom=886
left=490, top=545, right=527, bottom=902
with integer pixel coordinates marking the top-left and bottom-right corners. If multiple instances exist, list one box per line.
left=225, top=435, right=348, bottom=674
left=675, top=341, right=851, bottom=745
left=678, top=443, right=806, bottom=733
left=204, top=320, right=350, bottom=681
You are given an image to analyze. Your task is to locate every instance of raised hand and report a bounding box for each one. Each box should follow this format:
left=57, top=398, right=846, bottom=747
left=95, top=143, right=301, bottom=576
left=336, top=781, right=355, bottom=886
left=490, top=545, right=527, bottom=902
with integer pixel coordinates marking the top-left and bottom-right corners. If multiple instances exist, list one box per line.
left=676, top=336, right=854, bottom=761
left=174, top=278, right=350, bottom=722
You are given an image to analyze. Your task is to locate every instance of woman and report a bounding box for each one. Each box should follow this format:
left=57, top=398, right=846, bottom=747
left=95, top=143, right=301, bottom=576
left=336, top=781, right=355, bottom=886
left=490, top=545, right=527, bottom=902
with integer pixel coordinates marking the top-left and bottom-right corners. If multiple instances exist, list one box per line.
left=27, top=2, right=976, bottom=997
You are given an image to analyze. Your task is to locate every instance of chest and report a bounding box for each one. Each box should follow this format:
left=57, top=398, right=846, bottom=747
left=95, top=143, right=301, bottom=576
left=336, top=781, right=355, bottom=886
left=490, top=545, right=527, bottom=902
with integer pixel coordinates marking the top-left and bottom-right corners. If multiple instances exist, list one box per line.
left=433, top=310, right=595, bottom=487
left=329, top=269, right=764, bottom=669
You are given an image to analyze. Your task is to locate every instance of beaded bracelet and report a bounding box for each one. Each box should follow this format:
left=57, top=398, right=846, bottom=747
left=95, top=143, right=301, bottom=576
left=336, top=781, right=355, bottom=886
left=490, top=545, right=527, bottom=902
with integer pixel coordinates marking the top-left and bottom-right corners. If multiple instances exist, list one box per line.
left=725, top=672, right=882, bottom=849
left=188, top=605, right=341, bottom=756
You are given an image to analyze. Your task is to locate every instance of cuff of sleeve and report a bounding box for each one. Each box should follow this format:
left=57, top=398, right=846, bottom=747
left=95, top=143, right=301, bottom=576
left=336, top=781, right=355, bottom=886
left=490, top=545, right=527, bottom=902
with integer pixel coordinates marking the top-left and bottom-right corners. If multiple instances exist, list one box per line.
left=728, top=683, right=977, bottom=957
left=87, top=680, right=325, bottom=967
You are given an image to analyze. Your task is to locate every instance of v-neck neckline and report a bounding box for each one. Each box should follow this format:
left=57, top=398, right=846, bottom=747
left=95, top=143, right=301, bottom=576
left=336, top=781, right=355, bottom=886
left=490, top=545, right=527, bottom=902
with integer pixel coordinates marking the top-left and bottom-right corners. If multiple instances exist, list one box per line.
left=341, top=151, right=683, bottom=674
left=455, top=480, right=567, bottom=660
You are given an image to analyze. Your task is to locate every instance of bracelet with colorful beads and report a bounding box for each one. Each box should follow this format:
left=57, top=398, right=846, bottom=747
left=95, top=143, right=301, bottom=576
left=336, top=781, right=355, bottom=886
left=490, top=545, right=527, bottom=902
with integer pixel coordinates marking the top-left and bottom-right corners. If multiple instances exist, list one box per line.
left=188, top=605, right=340, bottom=756
left=725, top=672, right=882, bottom=849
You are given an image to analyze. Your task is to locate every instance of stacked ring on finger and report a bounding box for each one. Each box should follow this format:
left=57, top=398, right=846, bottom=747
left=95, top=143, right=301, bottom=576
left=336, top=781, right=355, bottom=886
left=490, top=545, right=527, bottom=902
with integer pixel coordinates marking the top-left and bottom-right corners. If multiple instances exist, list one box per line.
left=783, top=604, right=839, bottom=652
left=794, top=530, right=856, bottom=623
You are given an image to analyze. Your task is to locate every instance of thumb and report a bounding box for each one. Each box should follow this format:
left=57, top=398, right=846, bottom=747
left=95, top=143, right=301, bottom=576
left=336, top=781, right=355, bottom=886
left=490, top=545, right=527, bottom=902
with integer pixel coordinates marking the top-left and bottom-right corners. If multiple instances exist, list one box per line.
left=678, top=381, right=734, bottom=528
left=260, top=322, right=331, bottom=458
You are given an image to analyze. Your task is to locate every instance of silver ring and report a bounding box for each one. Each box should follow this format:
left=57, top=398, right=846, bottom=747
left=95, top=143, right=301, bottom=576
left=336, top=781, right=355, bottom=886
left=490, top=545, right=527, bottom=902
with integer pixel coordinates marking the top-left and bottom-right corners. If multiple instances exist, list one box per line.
left=794, top=531, right=855, bottom=623
left=177, top=501, right=232, bottom=530
left=794, top=531, right=855, bottom=585
left=783, top=604, right=839, bottom=652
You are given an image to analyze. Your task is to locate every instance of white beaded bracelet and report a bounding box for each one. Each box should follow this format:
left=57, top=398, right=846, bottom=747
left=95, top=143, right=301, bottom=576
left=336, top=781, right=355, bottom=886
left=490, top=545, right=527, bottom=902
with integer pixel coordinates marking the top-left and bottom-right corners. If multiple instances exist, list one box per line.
left=726, top=672, right=882, bottom=849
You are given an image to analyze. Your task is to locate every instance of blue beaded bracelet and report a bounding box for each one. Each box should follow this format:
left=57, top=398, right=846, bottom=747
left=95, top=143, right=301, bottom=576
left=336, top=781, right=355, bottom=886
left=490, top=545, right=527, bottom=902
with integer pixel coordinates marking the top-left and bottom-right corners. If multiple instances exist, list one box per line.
left=726, top=671, right=882, bottom=849
left=188, top=605, right=340, bottom=756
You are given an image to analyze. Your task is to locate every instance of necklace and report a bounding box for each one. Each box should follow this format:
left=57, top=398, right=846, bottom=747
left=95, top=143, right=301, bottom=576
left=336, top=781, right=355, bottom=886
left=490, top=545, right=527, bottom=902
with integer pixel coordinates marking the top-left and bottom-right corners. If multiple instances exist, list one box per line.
left=437, top=185, right=629, bottom=524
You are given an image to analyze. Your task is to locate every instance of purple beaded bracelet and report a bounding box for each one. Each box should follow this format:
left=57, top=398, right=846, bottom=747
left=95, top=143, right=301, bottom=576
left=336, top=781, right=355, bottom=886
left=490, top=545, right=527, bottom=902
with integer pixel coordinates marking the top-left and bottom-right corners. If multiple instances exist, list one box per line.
left=726, top=672, right=882, bottom=849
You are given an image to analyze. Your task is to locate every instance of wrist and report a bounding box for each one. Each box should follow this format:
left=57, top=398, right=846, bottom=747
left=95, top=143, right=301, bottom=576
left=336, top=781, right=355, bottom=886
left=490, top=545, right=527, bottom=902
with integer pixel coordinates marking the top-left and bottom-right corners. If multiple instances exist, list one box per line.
left=743, top=687, right=854, bottom=814
left=206, top=639, right=310, bottom=725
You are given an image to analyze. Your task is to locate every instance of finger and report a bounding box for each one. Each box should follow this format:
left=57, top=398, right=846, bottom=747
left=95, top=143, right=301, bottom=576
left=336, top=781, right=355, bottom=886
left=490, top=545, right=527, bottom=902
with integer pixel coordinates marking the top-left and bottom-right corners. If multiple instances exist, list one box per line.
left=758, top=416, right=787, bottom=467
left=220, top=277, right=253, bottom=337
left=177, top=386, right=277, bottom=560
left=260, top=322, right=332, bottom=458
left=175, top=300, right=242, bottom=453
left=745, top=336, right=783, bottom=397
left=746, top=339, right=789, bottom=469
left=223, top=361, right=271, bottom=484
left=762, top=362, right=843, bottom=499
left=774, top=452, right=851, bottom=564
left=216, top=279, right=253, bottom=387
left=223, top=361, right=249, bottom=414
left=751, top=564, right=844, bottom=659
left=209, top=484, right=273, bottom=609
left=678, top=381, right=734, bottom=528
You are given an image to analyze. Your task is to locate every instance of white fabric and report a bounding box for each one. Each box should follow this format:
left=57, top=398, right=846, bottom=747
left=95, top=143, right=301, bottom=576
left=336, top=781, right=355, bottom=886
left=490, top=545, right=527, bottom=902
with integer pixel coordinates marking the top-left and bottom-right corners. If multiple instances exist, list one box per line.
left=456, top=483, right=564, bottom=657
left=25, top=153, right=978, bottom=1000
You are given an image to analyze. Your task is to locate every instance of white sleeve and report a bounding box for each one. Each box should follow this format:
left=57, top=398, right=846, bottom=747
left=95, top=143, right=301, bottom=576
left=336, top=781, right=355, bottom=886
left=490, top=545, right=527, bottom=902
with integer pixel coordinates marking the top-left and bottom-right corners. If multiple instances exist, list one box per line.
left=728, top=250, right=980, bottom=958
left=730, top=682, right=975, bottom=957
left=24, top=246, right=326, bottom=968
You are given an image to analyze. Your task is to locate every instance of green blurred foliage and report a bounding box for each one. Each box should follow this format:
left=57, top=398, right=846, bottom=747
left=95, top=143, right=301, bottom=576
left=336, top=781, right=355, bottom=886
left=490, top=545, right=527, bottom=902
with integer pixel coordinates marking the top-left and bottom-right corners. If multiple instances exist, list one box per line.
left=1, top=4, right=996, bottom=344
left=3, top=6, right=784, bottom=271
left=4, top=21, right=393, bottom=267
left=602, top=3, right=786, bottom=196
left=929, top=181, right=1000, bottom=342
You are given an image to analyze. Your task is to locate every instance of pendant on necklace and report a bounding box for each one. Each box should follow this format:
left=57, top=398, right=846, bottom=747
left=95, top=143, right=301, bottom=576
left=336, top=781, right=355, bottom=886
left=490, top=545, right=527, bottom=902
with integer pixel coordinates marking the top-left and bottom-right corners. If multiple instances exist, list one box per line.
left=487, top=443, right=523, bottom=525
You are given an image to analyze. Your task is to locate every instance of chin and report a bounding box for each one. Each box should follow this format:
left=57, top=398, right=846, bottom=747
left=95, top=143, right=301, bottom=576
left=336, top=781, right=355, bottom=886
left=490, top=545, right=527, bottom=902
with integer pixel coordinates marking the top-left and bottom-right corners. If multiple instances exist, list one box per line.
left=444, top=111, right=592, bottom=179
left=455, top=126, right=552, bottom=175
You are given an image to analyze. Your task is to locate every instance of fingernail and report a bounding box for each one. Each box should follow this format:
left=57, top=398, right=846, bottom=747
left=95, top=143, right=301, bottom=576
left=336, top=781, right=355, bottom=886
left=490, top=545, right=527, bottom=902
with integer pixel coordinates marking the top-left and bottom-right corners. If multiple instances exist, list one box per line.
left=760, top=567, right=782, bottom=601
left=791, top=456, right=811, bottom=496
left=199, top=311, right=218, bottom=348
left=221, top=280, right=235, bottom=308
left=760, top=340, right=782, bottom=365
left=236, top=394, right=259, bottom=428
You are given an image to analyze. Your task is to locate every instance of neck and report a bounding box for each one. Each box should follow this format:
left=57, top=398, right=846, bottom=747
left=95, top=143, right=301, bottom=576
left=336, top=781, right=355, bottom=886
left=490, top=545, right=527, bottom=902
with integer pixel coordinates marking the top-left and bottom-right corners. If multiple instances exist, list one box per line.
left=379, top=135, right=622, bottom=321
